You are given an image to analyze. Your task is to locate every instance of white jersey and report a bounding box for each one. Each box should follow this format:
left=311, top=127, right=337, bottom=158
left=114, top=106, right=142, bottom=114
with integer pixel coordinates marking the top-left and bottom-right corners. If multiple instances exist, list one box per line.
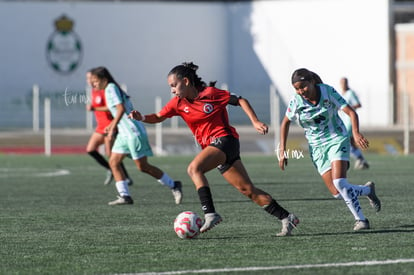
left=105, top=83, right=148, bottom=138
left=338, top=88, right=360, bottom=132
left=341, top=89, right=361, bottom=108
left=286, top=83, right=348, bottom=147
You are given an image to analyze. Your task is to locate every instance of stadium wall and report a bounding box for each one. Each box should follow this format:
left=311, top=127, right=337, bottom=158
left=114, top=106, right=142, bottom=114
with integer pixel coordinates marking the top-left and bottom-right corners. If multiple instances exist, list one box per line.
left=0, top=0, right=392, bottom=129
left=0, top=1, right=272, bottom=129
left=250, top=0, right=392, bottom=127
left=395, top=23, right=414, bottom=125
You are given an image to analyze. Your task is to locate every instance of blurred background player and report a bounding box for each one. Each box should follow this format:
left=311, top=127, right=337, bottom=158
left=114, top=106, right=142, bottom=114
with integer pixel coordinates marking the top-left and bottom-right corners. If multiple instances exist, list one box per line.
left=129, top=62, right=299, bottom=236
left=89, top=66, right=182, bottom=206
left=338, top=77, right=369, bottom=170
left=85, top=70, right=132, bottom=185
left=279, top=68, right=381, bottom=231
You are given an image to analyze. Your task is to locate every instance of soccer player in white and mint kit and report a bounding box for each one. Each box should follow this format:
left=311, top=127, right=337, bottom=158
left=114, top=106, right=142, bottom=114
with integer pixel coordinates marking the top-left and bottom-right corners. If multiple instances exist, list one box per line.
left=278, top=68, right=381, bottom=231
left=338, top=77, right=369, bottom=170
left=90, top=66, right=182, bottom=206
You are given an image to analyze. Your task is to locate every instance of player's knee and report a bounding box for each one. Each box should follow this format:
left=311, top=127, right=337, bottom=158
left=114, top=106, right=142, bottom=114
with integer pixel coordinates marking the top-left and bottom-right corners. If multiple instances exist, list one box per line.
left=187, top=162, right=201, bottom=178
left=109, top=157, right=119, bottom=169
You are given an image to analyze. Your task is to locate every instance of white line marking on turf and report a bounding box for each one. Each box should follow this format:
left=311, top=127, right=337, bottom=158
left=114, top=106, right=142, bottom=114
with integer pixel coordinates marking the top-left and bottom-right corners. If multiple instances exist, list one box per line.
left=0, top=168, right=71, bottom=177
left=34, top=169, right=70, bottom=177
left=119, top=258, right=414, bottom=275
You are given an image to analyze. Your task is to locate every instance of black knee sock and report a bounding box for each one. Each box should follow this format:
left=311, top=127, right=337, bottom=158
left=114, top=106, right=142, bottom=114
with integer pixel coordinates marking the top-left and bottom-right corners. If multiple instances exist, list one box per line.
left=264, top=199, right=289, bottom=220
left=120, top=162, right=130, bottom=179
left=88, top=151, right=110, bottom=170
left=197, top=186, right=216, bottom=214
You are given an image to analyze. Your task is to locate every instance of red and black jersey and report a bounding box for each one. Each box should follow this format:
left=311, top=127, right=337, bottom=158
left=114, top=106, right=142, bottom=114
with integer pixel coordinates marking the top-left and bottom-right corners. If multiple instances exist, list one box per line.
left=91, top=89, right=113, bottom=134
left=159, top=87, right=239, bottom=148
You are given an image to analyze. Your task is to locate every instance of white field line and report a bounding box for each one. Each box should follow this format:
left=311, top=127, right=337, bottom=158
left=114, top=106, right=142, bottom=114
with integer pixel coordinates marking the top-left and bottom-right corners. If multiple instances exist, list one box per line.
left=118, top=258, right=414, bottom=275
left=33, top=169, right=70, bottom=177
left=0, top=168, right=70, bottom=177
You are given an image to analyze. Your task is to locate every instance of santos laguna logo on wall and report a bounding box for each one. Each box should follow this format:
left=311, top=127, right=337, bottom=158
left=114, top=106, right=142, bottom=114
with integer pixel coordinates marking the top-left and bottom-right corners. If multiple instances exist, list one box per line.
left=46, top=14, right=82, bottom=74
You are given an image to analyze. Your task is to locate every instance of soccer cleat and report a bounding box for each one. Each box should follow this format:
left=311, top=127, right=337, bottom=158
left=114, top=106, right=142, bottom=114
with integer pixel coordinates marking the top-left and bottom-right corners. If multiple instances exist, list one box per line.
left=200, top=213, right=222, bottom=233
left=353, top=219, right=370, bottom=231
left=171, top=181, right=183, bottom=205
left=354, top=159, right=369, bottom=170
left=108, top=196, right=133, bottom=206
left=276, top=213, right=299, bottom=236
left=365, top=181, right=381, bottom=212
left=104, top=170, right=113, bottom=185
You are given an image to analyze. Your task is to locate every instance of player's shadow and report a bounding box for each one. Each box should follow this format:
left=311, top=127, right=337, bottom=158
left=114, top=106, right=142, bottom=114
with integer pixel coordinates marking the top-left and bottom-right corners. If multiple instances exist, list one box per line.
left=214, top=197, right=336, bottom=204
left=298, top=226, right=414, bottom=237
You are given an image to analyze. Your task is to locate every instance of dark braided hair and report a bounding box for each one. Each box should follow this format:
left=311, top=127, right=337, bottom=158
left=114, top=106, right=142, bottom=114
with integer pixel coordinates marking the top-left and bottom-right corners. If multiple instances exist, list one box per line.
left=291, top=68, right=323, bottom=85
left=90, top=66, right=129, bottom=98
left=168, top=62, right=216, bottom=90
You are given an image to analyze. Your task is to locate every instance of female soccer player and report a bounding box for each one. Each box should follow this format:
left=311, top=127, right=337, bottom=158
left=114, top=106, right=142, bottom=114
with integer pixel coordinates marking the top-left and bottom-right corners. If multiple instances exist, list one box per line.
left=89, top=67, right=182, bottom=206
left=338, top=77, right=369, bottom=170
left=278, top=68, right=381, bottom=231
left=85, top=70, right=132, bottom=186
left=129, top=62, right=299, bottom=236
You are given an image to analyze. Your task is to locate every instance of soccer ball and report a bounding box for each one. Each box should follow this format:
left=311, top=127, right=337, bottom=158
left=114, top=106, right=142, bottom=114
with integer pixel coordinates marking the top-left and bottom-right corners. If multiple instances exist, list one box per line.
left=174, top=211, right=202, bottom=239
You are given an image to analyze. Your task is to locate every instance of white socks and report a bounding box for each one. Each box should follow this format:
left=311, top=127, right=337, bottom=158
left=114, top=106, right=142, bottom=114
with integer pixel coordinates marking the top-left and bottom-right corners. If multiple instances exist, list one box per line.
left=158, top=173, right=175, bottom=189
left=333, top=178, right=366, bottom=221
left=115, top=180, right=130, bottom=197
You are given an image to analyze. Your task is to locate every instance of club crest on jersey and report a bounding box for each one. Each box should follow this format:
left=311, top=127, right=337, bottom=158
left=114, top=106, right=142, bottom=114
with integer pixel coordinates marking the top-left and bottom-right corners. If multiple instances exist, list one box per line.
left=95, top=95, right=102, bottom=104
left=203, top=103, right=214, bottom=114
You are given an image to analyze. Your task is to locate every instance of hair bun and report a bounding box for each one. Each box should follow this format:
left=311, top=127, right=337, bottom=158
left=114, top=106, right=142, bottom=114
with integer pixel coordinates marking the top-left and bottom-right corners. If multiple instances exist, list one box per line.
left=182, top=62, right=199, bottom=72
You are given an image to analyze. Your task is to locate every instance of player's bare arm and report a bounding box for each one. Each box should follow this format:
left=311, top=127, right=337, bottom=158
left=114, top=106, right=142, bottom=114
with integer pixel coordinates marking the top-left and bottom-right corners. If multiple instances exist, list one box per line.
left=342, top=105, right=369, bottom=149
left=278, top=116, right=290, bottom=171
left=106, top=103, right=124, bottom=141
left=238, top=97, right=268, bottom=135
left=128, top=110, right=167, bottom=124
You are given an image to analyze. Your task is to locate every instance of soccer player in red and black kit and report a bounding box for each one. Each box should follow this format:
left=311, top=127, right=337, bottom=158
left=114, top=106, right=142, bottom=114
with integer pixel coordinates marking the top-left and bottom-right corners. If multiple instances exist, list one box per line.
left=129, top=62, right=299, bottom=236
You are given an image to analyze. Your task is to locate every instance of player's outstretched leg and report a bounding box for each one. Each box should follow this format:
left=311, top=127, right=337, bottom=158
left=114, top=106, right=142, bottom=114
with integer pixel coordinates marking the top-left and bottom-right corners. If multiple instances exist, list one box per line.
left=263, top=199, right=299, bottom=236
left=277, top=213, right=300, bottom=236
left=353, top=219, right=370, bottom=231
left=171, top=181, right=183, bottom=205
left=364, top=181, right=381, bottom=212
left=200, top=213, right=222, bottom=233
left=108, top=195, right=133, bottom=205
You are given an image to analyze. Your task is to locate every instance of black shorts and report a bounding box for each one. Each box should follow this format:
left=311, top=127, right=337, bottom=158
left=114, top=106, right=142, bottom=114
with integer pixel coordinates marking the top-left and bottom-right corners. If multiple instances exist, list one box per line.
left=208, top=135, right=241, bottom=174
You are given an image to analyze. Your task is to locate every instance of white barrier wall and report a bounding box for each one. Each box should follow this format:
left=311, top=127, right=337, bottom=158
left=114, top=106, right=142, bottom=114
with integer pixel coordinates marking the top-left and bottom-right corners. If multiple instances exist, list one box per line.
left=0, top=1, right=272, bottom=128
left=250, top=0, right=391, bottom=126
left=0, top=1, right=391, bottom=128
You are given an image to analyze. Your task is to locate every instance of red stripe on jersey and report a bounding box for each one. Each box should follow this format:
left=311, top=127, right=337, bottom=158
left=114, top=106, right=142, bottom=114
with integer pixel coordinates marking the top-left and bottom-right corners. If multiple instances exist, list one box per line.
left=91, top=89, right=113, bottom=134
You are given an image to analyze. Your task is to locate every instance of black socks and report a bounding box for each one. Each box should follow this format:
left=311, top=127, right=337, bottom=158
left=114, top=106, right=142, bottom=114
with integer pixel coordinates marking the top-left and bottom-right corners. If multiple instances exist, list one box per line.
left=197, top=186, right=216, bottom=214
left=264, top=199, right=289, bottom=220
left=88, top=151, right=110, bottom=169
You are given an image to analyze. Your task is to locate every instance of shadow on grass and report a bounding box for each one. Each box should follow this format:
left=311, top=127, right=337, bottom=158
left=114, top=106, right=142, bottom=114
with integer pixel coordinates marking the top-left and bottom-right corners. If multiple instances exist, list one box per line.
left=212, top=197, right=336, bottom=204
left=296, top=227, right=414, bottom=237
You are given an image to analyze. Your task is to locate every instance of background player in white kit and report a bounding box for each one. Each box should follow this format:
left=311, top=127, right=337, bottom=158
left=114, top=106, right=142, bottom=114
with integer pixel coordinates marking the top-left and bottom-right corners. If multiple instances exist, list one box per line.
left=338, top=77, right=369, bottom=170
